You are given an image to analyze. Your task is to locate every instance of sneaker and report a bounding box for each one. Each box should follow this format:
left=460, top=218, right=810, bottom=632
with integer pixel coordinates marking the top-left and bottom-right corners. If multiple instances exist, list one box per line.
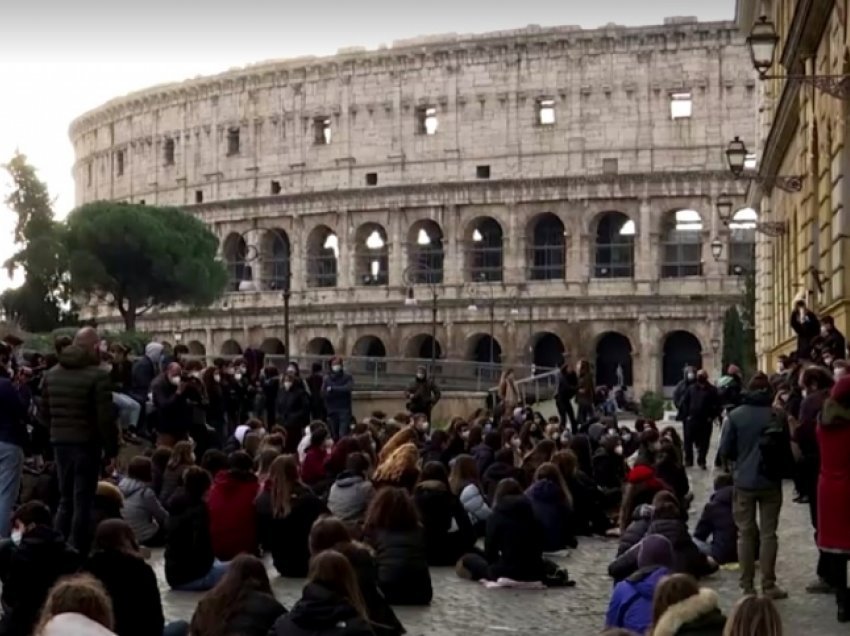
left=762, top=586, right=788, bottom=600
left=805, top=579, right=834, bottom=594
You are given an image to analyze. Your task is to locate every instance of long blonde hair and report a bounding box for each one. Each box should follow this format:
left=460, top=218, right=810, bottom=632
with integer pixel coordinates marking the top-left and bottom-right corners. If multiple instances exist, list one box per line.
left=378, top=427, right=418, bottom=464
left=268, top=454, right=302, bottom=518
left=35, top=574, right=114, bottom=634
left=373, top=443, right=419, bottom=483
left=722, top=596, right=783, bottom=636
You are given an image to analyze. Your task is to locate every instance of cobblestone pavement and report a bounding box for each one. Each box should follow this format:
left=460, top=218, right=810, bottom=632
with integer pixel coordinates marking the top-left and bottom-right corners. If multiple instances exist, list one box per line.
left=154, top=424, right=846, bottom=636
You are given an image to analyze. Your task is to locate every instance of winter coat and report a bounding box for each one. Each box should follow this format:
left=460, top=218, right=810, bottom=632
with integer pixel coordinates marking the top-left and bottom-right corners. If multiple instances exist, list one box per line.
left=556, top=370, right=578, bottom=406
left=41, top=345, right=118, bottom=456
left=620, top=464, right=670, bottom=531
left=609, top=518, right=714, bottom=581
left=130, top=351, right=158, bottom=402
left=0, top=526, right=81, bottom=636
left=576, top=370, right=595, bottom=407
left=693, top=485, right=738, bottom=564
left=85, top=549, right=164, bottom=636
left=413, top=479, right=476, bottom=565
left=270, top=583, right=373, bottom=636
left=482, top=461, right=524, bottom=501
left=118, top=477, right=168, bottom=544
left=322, top=371, right=354, bottom=414
left=483, top=494, right=547, bottom=582
left=158, top=464, right=190, bottom=508
left=791, top=308, right=821, bottom=360
left=406, top=378, right=440, bottom=415
left=567, top=471, right=611, bottom=536
left=256, top=484, right=327, bottom=577
left=605, top=566, right=670, bottom=635
left=327, top=472, right=374, bottom=523
left=822, top=327, right=847, bottom=360
left=164, top=494, right=215, bottom=589
left=458, top=482, right=491, bottom=525
left=651, top=588, right=726, bottom=636
left=339, top=544, right=405, bottom=636
left=679, top=381, right=721, bottom=424
left=656, top=460, right=690, bottom=506
left=301, top=446, right=330, bottom=485
left=0, top=378, right=27, bottom=448
left=817, top=392, right=850, bottom=553
left=471, top=443, right=496, bottom=476
left=617, top=504, right=653, bottom=556
left=150, top=375, right=191, bottom=439
left=592, top=449, right=627, bottom=492
left=39, top=614, right=117, bottom=636
left=191, top=589, right=286, bottom=636
left=524, top=479, right=577, bottom=552
left=366, top=527, right=432, bottom=605
left=277, top=382, right=311, bottom=431
left=207, top=469, right=259, bottom=560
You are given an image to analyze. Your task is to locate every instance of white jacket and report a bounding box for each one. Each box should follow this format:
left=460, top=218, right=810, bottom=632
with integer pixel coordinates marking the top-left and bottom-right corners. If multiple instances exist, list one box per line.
left=39, top=613, right=117, bottom=636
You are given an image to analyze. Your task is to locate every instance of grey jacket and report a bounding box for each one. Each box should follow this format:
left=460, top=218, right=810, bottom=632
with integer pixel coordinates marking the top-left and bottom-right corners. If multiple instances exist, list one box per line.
left=327, top=472, right=374, bottom=522
left=118, top=477, right=169, bottom=543
left=719, top=391, right=781, bottom=491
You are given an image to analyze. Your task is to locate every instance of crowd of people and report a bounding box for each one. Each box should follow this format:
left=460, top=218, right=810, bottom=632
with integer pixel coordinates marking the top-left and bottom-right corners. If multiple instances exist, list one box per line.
left=0, top=311, right=845, bottom=634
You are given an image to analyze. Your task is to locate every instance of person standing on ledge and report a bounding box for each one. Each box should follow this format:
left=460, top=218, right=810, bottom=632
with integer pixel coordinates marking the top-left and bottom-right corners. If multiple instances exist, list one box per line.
left=406, top=366, right=441, bottom=423
left=322, top=356, right=353, bottom=440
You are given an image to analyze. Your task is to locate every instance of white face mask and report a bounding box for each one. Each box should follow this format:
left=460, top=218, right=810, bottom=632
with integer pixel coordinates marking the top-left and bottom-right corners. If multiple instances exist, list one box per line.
left=416, top=373, right=425, bottom=380
left=11, top=529, right=22, bottom=546
left=614, top=445, right=624, bottom=455
left=190, top=371, right=201, bottom=379
left=286, top=367, right=296, bottom=375
left=686, top=373, right=695, bottom=381
left=776, top=364, right=784, bottom=374
left=323, top=438, right=333, bottom=450
left=417, top=421, right=430, bottom=432
left=331, top=365, right=342, bottom=373
left=460, top=430, right=470, bottom=441
left=510, top=438, right=521, bottom=448
left=169, top=375, right=181, bottom=386
left=283, top=381, right=293, bottom=390
left=234, top=372, right=243, bottom=381
left=213, top=373, right=221, bottom=383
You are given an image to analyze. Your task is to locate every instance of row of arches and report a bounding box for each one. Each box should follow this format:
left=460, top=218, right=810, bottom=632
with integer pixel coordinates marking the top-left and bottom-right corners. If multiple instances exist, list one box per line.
left=199, top=329, right=703, bottom=387
left=222, top=209, right=757, bottom=290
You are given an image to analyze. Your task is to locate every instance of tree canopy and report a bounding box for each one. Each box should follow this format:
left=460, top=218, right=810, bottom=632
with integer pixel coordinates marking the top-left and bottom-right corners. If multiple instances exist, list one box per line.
left=65, top=202, right=228, bottom=331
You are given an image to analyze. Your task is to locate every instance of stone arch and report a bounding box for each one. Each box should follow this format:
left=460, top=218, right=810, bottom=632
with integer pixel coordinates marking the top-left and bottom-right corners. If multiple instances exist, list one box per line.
left=259, top=228, right=290, bottom=291
left=526, top=213, right=565, bottom=281
left=259, top=337, right=286, bottom=355
left=531, top=332, right=565, bottom=369
left=305, top=224, right=339, bottom=288
left=464, top=216, right=503, bottom=282
left=187, top=340, right=206, bottom=356
left=352, top=335, right=387, bottom=357
left=728, top=208, right=757, bottom=275
left=466, top=332, right=503, bottom=365
left=661, top=209, right=704, bottom=278
left=354, top=222, right=389, bottom=286
left=222, top=232, right=250, bottom=291
left=220, top=339, right=243, bottom=356
left=595, top=332, right=633, bottom=388
left=305, top=337, right=335, bottom=356
left=662, top=330, right=703, bottom=388
left=592, top=211, right=635, bottom=278
left=404, top=333, right=443, bottom=360
left=407, top=219, right=444, bottom=284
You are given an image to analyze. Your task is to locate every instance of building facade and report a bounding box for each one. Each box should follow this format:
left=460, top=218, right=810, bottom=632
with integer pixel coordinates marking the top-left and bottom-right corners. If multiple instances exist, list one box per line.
left=70, top=17, right=756, bottom=394
left=737, top=0, right=850, bottom=369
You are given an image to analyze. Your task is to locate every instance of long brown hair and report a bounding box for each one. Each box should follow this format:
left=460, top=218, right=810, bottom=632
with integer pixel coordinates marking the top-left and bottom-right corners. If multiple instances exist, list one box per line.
left=650, top=573, right=700, bottom=633
left=309, top=517, right=352, bottom=555
left=190, top=555, right=274, bottom=636
left=35, top=574, right=114, bottom=634
left=723, top=596, right=783, bottom=636
left=268, top=454, right=303, bottom=518
left=377, top=427, right=418, bottom=464
left=307, top=550, right=367, bottom=621
left=448, top=454, right=481, bottom=495
left=372, top=443, right=419, bottom=484
left=92, top=519, right=142, bottom=558
left=167, top=440, right=195, bottom=470
left=364, top=487, right=420, bottom=533
left=533, top=462, right=572, bottom=508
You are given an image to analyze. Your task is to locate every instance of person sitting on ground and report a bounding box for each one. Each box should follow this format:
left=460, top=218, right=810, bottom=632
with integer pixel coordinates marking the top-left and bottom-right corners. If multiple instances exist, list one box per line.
left=482, top=448, right=524, bottom=501
left=150, top=446, right=172, bottom=497
left=419, top=429, right=448, bottom=466
left=525, top=462, right=578, bottom=552
left=118, top=456, right=169, bottom=547
left=159, top=441, right=195, bottom=507
left=605, top=534, right=674, bottom=635
left=188, top=555, right=286, bottom=636
left=634, top=429, right=661, bottom=467
left=200, top=448, right=228, bottom=478
left=324, top=437, right=365, bottom=481
left=472, top=430, right=501, bottom=476
left=618, top=504, right=654, bottom=556
left=255, top=447, right=280, bottom=490
left=34, top=573, right=116, bottom=636
left=363, top=487, right=432, bottom=606
left=308, top=517, right=405, bottom=636
left=655, top=438, right=691, bottom=511
left=373, top=443, right=420, bottom=493
left=90, top=481, right=123, bottom=540
left=648, top=573, right=726, bottom=636
left=327, top=452, right=375, bottom=524
left=413, top=461, right=476, bottom=566
left=223, top=418, right=265, bottom=455
left=255, top=454, right=327, bottom=577
left=722, top=595, right=784, bottom=636
left=207, top=450, right=259, bottom=561
left=301, top=427, right=332, bottom=488
left=449, top=454, right=492, bottom=536
left=552, top=448, right=611, bottom=536
left=593, top=434, right=628, bottom=512
left=85, top=520, right=164, bottom=636
left=165, top=467, right=228, bottom=591
left=269, top=550, right=373, bottom=636
left=692, top=473, right=737, bottom=565
left=619, top=462, right=671, bottom=534
left=520, top=439, right=556, bottom=485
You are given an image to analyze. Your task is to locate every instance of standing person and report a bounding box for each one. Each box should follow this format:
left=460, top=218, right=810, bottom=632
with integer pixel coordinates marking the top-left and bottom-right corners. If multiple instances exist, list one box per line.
left=820, top=315, right=847, bottom=361
left=406, top=366, right=441, bottom=422
left=673, top=367, right=696, bottom=421
left=0, top=371, right=26, bottom=537
left=276, top=370, right=311, bottom=453
left=791, top=298, right=821, bottom=361
left=498, top=369, right=520, bottom=418
left=41, top=327, right=118, bottom=555
left=108, top=345, right=141, bottom=439
left=150, top=363, right=192, bottom=447
left=261, top=365, right=280, bottom=429
left=576, top=360, right=595, bottom=428
left=556, top=361, right=579, bottom=435
left=322, top=357, right=354, bottom=440
left=306, top=362, right=326, bottom=422
left=679, top=370, right=721, bottom=469
left=720, top=372, right=791, bottom=599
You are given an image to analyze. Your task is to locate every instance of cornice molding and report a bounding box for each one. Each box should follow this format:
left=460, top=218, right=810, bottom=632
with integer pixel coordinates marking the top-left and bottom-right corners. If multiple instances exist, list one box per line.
left=781, top=0, right=835, bottom=71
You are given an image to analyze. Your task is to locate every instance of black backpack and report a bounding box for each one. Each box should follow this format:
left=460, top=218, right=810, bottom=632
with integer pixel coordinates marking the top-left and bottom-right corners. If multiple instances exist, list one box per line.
left=758, top=409, right=793, bottom=481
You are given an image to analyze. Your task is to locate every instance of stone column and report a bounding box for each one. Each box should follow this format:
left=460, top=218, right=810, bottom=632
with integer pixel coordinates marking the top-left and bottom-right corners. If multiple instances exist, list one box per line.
left=504, top=202, right=523, bottom=284
left=388, top=208, right=404, bottom=288
left=636, top=199, right=653, bottom=281
left=338, top=211, right=354, bottom=289
left=444, top=205, right=462, bottom=285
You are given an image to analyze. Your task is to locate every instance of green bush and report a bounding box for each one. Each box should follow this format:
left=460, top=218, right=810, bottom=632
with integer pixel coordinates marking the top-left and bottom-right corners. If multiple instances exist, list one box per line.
left=640, top=391, right=665, bottom=421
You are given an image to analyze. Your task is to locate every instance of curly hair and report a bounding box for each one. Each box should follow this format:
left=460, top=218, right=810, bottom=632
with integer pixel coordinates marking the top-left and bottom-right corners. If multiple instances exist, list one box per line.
left=377, top=427, right=418, bottom=464
left=373, top=443, right=419, bottom=483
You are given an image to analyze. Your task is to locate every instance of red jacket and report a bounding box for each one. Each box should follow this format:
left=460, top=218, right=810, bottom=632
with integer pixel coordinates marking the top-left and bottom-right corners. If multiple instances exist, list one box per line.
left=207, top=469, right=260, bottom=560
left=301, top=446, right=329, bottom=485
left=817, top=380, right=850, bottom=553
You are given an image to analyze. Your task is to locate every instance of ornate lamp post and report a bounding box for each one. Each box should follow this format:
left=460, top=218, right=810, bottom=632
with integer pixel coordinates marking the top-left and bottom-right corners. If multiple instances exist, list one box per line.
left=725, top=137, right=803, bottom=193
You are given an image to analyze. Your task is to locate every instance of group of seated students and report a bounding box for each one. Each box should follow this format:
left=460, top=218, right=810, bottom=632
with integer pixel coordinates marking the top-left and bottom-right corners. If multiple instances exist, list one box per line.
left=0, top=401, right=758, bottom=636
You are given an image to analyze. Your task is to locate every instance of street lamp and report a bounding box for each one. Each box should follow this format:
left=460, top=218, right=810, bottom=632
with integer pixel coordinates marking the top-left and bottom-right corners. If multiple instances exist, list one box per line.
left=402, top=264, right=439, bottom=369
left=710, top=238, right=724, bottom=262
left=281, top=269, right=292, bottom=366
left=716, top=193, right=733, bottom=225
left=714, top=195, right=788, bottom=237
left=725, top=137, right=803, bottom=193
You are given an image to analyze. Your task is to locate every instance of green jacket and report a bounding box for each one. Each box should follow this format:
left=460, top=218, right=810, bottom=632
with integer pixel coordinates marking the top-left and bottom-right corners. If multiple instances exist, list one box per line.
left=42, top=345, right=119, bottom=457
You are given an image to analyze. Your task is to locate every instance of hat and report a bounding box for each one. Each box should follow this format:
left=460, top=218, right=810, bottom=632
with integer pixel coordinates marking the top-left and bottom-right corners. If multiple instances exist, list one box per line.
left=638, top=534, right=673, bottom=569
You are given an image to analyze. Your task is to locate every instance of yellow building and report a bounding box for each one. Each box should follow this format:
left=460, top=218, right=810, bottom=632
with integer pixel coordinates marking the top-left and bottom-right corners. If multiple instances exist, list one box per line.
left=737, top=0, right=850, bottom=369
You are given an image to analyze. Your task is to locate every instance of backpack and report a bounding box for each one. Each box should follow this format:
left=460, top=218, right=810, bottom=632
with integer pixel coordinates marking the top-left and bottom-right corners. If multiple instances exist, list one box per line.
left=758, top=409, right=792, bottom=481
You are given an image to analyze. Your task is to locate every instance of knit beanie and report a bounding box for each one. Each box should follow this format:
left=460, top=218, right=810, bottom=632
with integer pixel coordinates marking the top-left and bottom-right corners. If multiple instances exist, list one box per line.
left=637, top=534, right=673, bottom=569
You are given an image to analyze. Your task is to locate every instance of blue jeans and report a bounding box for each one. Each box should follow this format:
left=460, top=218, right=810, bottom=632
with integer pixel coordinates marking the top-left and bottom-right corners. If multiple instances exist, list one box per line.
left=113, top=392, right=141, bottom=430
left=0, top=442, right=23, bottom=537
left=170, top=559, right=229, bottom=591
left=54, top=443, right=101, bottom=554
left=327, top=410, right=351, bottom=440
left=162, top=621, right=189, bottom=636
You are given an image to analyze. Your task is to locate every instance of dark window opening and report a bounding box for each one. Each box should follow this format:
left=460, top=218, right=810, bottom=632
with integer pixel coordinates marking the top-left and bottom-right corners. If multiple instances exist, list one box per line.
left=86, top=162, right=92, bottom=186
left=476, top=165, right=491, bottom=179
left=139, top=199, right=145, bottom=205
left=314, top=117, right=332, bottom=145
left=195, top=190, right=203, bottom=204
left=270, top=180, right=281, bottom=195
left=366, top=173, right=378, bottom=186
left=164, top=138, right=175, bottom=166
left=115, top=150, right=124, bottom=176
left=227, top=127, right=240, bottom=156
left=602, top=158, right=618, bottom=174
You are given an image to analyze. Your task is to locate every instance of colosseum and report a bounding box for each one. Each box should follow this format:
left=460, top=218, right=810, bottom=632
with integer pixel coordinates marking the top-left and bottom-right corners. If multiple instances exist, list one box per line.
left=70, top=16, right=756, bottom=395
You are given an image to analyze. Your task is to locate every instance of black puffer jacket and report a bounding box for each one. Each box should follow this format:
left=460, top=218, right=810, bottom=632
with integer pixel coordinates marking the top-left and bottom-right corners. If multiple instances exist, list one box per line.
left=482, top=461, right=523, bottom=501
left=271, top=583, right=373, bottom=636
left=256, top=485, right=327, bottom=577
left=617, top=504, right=653, bottom=556
left=164, top=493, right=215, bottom=589
left=366, top=527, right=432, bottom=605
left=592, top=449, right=627, bottom=492
left=277, top=382, right=311, bottom=430
left=41, top=345, right=118, bottom=456
left=567, top=471, right=611, bottom=536
left=338, top=543, right=405, bottom=636
left=192, top=589, right=286, bottom=636
left=693, top=486, right=737, bottom=564
left=483, top=494, right=547, bottom=582
left=413, top=479, right=475, bottom=565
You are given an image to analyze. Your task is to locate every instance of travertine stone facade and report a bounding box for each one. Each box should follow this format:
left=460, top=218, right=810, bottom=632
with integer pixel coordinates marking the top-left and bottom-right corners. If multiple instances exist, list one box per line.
left=70, top=17, right=756, bottom=394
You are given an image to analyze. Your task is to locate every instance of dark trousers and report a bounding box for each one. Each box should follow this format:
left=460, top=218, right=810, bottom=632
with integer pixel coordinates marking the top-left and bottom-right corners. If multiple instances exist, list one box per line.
left=54, top=443, right=101, bottom=554
left=327, top=410, right=351, bottom=441
left=558, top=400, right=577, bottom=435
left=685, top=418, right=712, bottom=465
left=577, top=403, right=593, bottom=429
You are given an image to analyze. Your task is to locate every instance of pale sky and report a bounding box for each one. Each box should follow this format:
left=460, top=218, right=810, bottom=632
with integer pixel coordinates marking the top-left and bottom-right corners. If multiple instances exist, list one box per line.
left=0, top=0, right=735, bottom=290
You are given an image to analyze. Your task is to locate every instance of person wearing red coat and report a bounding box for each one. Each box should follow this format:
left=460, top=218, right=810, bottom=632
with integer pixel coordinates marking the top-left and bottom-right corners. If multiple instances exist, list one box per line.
left=207, top=451, right=260, bottom=560
left=301, top=429, right=331, bottom=487
left=817, top=375, right=850, bottom=623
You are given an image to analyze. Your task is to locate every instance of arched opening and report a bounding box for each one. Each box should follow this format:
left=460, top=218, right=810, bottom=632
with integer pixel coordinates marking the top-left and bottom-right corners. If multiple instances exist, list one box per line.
left=355, top=223, right=389, bottom=286
left=593, top=212, right=635, bottom=278
left=222, top=233, right=252, bottom=291
left=187, top=340, right=206, bottom=356
left=662, top=331, right=703, bottom=388
left=259, top=229, right=291, bottom=291
left=465, top=217, right=503, bottom=282
left=306, top=225, right=339, bottom=288
left=527, top=213, right=565, bottom=281
left=467, top=333, right=502, bottom=365
left=259, top=337, right=286, bottom=355
left=595, top=332, right=633, bottom=388
left=728, top=208, right=757, bottom=275
left=352, top=335, right=387, bottom=357
left=305, top=337, right=335, bottom=356
left=532, top=332, right=565, bottom=369
left=220, top=339, right=243, bottom=356
left=407, top=220, right=444, bottom=284
left=405, top=334, right=443, bottom=360
left=662, top=210, right=704, bottom=278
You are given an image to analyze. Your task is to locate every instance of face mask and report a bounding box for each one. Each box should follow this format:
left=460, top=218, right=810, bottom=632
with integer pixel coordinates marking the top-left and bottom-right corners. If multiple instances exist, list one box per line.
left=190, top=371, right=201, bottom=379
left=416, top=373, right=425, bottom=380
left=686, top=373, right=695, bottom=381
left=286, top=367, right=296, bottom=375
left=323, top=438, right=333, bottom=450
left=213, top=373, right=221, bottom=383
left=614, top=445, right=623, bottom=455
left=11, top=529, right=22, bottom=546
left=776, top=364, right=784, bottom=373
left=511, top=438, right=521, bottom=448
left=417, top=421, right=430, bottom=432
left=283, top=381, right=293, bottom=390
left=331, top=365, right=342, bottom=373
left=460, top=430, right=470, bottom=441
left=169, top=375, right=181, bottom=386
left=234, top=372, right=243, bottom=381
left=825, top=358, right=834, bottom=367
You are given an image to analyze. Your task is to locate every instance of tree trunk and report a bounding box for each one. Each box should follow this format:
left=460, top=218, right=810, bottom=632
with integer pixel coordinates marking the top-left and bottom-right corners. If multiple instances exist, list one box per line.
left=123, top=297, right=137, bottom=332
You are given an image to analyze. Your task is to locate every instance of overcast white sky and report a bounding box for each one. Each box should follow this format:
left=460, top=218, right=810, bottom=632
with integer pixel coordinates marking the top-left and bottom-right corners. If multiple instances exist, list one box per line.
left=0, top=0, right=735, bottom=289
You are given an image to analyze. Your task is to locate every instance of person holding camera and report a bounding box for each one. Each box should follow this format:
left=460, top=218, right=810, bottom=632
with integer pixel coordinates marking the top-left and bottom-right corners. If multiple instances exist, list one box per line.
left=151, top=363, right=194, bottom=447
